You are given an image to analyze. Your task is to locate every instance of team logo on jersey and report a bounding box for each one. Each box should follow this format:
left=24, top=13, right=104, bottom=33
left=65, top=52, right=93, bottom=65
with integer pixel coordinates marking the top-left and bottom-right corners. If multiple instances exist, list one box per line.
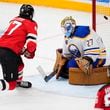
left=68, top=44, right=81, bottom=58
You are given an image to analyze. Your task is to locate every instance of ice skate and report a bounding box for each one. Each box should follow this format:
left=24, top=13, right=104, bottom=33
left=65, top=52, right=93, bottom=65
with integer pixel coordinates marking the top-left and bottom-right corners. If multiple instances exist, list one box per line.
left=17, top=81, right=32, bottom=88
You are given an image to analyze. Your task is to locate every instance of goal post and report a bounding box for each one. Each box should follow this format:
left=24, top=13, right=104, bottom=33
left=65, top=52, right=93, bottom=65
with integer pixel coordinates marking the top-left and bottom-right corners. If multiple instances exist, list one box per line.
left=92, top=0, right=110, bottom=31
left=92, top=0, right=96, bottom=31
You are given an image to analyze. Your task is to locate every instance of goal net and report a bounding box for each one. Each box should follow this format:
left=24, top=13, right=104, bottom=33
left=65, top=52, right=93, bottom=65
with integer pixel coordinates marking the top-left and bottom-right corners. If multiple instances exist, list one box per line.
left=92, top=0, right=110, bottom=62
left=92, top=0, right=110, bottom=31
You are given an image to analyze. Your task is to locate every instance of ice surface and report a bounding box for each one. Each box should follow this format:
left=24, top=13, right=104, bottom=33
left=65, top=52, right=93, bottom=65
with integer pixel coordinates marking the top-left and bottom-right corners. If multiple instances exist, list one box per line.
left=0, top=2, right=110, bottom=110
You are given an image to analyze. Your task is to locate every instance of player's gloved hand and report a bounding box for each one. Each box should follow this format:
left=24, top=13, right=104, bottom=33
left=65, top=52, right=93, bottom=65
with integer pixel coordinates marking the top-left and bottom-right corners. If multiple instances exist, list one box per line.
left=24, top=50, right=35, bottom=59
left=24, top=41, right=37, bottom=59
left=20, top=47, right=26, bottom=55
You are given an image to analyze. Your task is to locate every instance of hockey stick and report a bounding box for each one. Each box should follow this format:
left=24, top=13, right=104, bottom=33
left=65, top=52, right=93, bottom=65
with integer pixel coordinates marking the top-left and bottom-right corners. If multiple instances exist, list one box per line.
left=37, top=65, right=56, bottom=82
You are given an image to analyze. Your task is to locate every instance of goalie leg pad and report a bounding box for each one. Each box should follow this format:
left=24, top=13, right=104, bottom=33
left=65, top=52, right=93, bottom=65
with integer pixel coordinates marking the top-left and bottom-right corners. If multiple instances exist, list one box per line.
left=69, top=66, right=110, bottom=85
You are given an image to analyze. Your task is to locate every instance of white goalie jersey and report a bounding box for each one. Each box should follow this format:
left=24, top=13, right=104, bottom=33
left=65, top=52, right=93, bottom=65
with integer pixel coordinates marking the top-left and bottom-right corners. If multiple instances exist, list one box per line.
left=62, top=26, right=106, bottom=62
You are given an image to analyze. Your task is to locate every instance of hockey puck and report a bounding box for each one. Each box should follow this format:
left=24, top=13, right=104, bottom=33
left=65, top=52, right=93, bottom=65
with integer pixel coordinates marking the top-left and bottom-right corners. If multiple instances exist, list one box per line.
left=104, top=16, right=108, bottom=20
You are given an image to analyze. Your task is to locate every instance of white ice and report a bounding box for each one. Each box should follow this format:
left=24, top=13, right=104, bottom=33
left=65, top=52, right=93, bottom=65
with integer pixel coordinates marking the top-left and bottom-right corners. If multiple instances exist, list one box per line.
left=0, top=2, right=110, bottom=110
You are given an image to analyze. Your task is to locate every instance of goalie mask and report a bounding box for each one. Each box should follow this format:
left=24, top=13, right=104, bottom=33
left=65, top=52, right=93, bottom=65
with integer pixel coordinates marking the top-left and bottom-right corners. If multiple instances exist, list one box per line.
left=61, top=16, right=76, bottom=37
left=68, top=44, right=81, bottom=58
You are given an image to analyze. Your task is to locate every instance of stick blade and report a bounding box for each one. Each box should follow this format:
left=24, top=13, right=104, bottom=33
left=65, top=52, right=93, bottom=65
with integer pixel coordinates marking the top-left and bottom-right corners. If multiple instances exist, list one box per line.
left=44, top=71, right=56, bottom=82
left=44, top=76, right=50, bottom=82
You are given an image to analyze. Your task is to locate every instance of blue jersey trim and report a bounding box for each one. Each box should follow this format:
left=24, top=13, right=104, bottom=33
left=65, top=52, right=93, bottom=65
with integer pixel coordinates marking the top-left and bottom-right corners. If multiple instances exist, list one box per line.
left=84, top=53, right=100, bottom=55
left=84, top=47, right=100, bottom=51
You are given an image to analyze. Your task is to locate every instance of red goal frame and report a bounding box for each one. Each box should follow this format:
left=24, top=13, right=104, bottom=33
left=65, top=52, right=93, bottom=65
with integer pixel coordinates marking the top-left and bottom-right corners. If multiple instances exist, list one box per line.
left=92, top=0, right=96, bottom=31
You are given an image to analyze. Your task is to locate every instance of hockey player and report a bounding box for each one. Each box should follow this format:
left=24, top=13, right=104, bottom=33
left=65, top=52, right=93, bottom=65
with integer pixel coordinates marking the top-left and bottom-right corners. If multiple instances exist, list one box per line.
left=0, top=4, right=38, bottom=91
left=94, top=84, right=110, bottom=109
left=54, top=16, right=106, bottom=79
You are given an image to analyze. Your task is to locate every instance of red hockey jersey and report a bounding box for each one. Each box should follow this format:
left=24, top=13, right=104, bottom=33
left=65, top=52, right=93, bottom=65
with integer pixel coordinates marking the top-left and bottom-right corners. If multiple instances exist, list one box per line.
left=95, top=84, right=110, bottom=110
left=0, top=16, right=38, bottom=55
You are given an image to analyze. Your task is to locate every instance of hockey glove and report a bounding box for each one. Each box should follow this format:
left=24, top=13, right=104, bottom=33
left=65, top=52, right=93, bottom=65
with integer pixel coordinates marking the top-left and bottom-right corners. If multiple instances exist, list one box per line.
left=24, top=41, right=37, bottom=59
left=24, top=50, right=35, bottom=59
left=75, top=56, right=93, bottom=74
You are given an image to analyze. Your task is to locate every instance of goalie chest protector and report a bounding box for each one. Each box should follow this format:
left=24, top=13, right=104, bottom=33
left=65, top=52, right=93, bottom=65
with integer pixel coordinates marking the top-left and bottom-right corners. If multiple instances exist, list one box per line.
left=69, top=66, right=110, bottom=85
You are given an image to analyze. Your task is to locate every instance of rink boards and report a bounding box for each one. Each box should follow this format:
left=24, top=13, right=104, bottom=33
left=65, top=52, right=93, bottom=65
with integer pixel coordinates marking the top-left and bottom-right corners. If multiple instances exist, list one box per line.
left=0, top=0, right=110, bottom=16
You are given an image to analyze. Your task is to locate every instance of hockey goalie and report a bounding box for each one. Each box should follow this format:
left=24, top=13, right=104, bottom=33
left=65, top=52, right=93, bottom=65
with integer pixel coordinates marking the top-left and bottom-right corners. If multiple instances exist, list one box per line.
left=53, top=16, right=110, bottom=85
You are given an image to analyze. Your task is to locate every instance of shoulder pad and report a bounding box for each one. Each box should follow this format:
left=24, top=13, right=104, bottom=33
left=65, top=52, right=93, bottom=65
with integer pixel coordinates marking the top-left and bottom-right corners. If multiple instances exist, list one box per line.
left=72, top=26, right=90, bottom=38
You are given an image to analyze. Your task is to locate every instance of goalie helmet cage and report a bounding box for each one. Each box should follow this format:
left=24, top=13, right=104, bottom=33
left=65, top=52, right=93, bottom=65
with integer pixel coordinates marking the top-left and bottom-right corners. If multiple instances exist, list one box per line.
left=92, top=0, right=110, bottom=31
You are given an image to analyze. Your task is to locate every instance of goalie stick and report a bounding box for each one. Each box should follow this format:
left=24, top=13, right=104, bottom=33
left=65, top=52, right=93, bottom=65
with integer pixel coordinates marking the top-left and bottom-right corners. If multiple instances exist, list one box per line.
left=37, top=65, right=56, bottom=82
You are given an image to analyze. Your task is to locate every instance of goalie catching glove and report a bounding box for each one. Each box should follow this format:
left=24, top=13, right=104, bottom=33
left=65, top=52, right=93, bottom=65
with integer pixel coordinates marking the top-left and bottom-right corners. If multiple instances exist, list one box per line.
left=75, top=56, right=93, bottom=74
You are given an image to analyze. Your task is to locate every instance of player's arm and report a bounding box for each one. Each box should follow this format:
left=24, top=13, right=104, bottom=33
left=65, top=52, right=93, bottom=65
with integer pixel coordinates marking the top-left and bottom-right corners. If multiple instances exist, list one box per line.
left=83, top=29, right=106, bottom=62
left=77, top=36, right=98, bottom=74
left=23, top=21, right=38, bottom=59
left=24, top=34, right=37, bottom=59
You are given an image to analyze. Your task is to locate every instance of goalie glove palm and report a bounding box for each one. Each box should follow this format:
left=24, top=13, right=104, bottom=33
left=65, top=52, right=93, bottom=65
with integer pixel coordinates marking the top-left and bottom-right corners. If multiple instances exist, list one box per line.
left=75, top=56, right=93, bottom=74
